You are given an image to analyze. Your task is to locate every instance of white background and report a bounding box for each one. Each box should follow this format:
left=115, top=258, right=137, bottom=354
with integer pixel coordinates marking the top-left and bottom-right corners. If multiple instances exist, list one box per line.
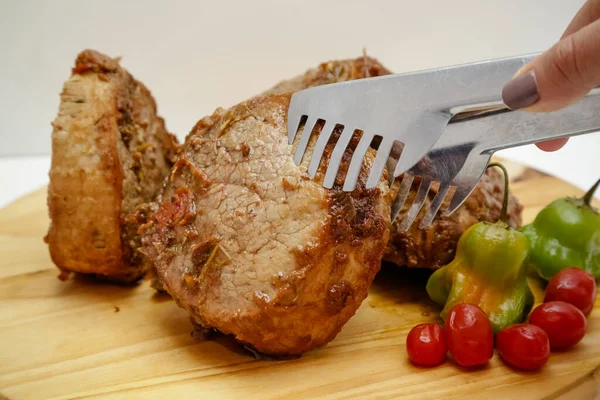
left=0, top=0, right=598, bottom=206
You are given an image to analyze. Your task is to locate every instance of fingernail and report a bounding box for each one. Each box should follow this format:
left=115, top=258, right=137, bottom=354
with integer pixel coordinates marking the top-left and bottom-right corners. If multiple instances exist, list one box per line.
left=502, top=70, right=539, bottom=110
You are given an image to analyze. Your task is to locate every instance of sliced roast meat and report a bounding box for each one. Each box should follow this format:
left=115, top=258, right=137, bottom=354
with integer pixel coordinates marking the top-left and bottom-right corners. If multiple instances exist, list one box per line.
left=141, top=94, right=392, bottom=355
left=46, top=49, right=178, bottom=283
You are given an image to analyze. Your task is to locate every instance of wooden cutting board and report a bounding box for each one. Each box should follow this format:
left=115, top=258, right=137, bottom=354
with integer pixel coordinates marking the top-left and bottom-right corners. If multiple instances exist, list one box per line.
left=1, top=161, right=599, bottom=400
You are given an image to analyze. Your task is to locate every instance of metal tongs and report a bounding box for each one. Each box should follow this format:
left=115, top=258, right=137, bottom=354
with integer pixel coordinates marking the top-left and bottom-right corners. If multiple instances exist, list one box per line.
left=287, top=52, right=600, bottom=231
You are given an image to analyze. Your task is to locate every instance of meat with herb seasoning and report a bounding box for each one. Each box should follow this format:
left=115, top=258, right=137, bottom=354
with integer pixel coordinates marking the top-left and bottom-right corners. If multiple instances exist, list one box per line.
left=46, top=49, right=178, bottom=282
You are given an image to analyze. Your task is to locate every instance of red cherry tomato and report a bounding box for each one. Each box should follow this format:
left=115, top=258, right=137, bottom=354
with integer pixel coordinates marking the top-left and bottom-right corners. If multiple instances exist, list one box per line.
left=406, top=323, right=447, bottom=366
left=445, top=303, right=494, bottom=367
left=496, top=324, right=550, bottom=370
left=529, top=301, right=587, bottom=350
left=545, top=267, right=596, bottom=316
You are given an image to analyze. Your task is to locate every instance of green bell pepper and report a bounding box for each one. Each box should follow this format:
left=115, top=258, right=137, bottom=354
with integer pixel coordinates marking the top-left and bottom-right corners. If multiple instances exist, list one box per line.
left=521, top=177, right=600, bottom=280
left=426, top=163, right=534, bottom=333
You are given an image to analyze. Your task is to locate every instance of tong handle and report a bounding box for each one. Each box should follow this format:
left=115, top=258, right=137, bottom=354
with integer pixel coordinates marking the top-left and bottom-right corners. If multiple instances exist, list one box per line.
left=493, top=88, right=600, bottom=152
left=444, top=88, right=600, bottom=155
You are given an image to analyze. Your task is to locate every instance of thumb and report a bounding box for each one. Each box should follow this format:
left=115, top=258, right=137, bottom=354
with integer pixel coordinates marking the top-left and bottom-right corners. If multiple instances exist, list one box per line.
left=502, top=18, right=600, bottom=112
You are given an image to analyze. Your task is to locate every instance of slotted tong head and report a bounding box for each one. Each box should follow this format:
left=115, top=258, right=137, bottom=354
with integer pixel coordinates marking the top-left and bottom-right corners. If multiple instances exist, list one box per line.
left=287, top=52, right=600, bottom=231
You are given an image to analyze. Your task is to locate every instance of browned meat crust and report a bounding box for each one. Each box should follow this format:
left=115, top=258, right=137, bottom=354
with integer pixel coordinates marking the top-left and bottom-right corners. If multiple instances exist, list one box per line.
left=264, top=55, right=524, bottom=270
left=46, top=50, right=178, bottom=283
left=141, top=94, right=392, bottom=355
left=262, top=55, right=392, bottom=95
left=383, top=169, right=523, bottom=269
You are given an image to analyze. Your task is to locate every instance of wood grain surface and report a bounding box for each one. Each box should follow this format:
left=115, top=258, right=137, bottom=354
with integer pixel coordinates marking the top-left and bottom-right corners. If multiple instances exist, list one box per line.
left=1, top=161, right=599, bottom=400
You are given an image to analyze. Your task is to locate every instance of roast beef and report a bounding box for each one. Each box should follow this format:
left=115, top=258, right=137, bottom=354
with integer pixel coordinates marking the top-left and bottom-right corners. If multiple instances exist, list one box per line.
left=46, top=50, right=178, bottom=282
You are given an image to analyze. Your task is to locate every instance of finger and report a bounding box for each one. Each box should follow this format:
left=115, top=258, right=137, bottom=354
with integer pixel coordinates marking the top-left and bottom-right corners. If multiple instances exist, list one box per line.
left=535, top=138, right=569, bottom=152
left=502, top=18, right=600, bottom=112
left=562, top=0, right=600, bottom=39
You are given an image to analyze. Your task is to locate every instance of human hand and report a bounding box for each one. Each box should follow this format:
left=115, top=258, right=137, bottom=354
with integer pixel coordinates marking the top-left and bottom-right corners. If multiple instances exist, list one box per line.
left=502, top=0, right=600, bottom=151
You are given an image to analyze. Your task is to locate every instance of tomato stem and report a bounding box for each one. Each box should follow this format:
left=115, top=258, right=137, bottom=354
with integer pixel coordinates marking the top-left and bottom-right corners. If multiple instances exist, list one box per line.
left=487, top=162, right=509, bottom=223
